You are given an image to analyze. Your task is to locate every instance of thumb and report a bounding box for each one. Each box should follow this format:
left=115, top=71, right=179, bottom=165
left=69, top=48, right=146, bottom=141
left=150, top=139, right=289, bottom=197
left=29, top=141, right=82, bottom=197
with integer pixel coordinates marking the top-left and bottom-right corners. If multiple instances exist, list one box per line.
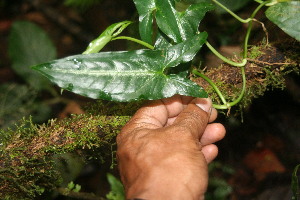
left=171, top=98, right=212, bottom=140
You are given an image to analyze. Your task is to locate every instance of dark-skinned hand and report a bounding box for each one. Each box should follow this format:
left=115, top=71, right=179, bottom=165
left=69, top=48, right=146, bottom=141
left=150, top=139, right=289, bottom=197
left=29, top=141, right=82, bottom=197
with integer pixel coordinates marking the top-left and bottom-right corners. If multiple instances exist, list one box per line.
left=117, top=95, right=226, bottom=200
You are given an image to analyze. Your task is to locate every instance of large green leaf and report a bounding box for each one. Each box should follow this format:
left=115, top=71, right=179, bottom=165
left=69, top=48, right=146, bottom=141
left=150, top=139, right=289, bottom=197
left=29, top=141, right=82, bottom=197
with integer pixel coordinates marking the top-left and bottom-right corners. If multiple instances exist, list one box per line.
left=266, top=1, right=300, bottom=41
left=32, top=33, right=208, bottom=101
left=133, top=0, right=213, bottom=44
left=154, top=30, right=173, bottom=50
left=8, top=21, right=56, bottom=91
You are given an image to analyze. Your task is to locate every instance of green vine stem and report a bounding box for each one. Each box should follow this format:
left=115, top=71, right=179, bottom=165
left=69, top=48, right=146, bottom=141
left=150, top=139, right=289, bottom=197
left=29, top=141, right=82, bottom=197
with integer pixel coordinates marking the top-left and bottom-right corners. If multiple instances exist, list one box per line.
left=211, top=0, right=251, bottom=23
left=205, top=41, right=247, bottom=67
left=243, top=1, right=269, bottom=58
left=195, top=0, right=270, bottom=109
left=112, top=36, right=155, bottom=50
left=192, top=68, right=246, bottom=109
left=254, top=0, right=264, bottom=4
left=228, top=66, right=246, bottom=107
left=192, top=69, right=228, bottom=107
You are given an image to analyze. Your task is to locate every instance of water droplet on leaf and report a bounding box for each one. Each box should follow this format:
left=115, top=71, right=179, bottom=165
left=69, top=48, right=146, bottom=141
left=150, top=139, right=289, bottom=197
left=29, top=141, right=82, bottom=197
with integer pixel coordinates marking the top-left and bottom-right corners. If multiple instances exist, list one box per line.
left=73, top=59, right=82, bottom=69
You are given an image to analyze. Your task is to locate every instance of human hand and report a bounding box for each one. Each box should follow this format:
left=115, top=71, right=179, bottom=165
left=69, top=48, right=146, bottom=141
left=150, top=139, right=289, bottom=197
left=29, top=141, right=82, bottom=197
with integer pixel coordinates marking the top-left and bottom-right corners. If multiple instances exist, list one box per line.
left=117, top=95, right=226, bottom=200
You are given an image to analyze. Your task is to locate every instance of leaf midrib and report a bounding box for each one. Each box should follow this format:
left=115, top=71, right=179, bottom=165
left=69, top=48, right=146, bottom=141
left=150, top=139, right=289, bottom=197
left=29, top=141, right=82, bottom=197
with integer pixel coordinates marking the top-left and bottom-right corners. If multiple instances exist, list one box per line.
left=50, top=69, right=164, bottom=76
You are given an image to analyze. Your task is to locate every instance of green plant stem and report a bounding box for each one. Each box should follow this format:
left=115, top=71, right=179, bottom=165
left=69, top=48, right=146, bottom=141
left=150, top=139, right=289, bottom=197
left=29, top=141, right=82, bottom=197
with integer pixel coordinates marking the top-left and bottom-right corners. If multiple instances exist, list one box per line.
left=192, top=69, right=228, bottom=106
left=211, top=0, right=251, bottom=23
left=243, top=1, right=268, bottom=58
left=199, top=1, right=269, bottom=110
left=205, top=42, right=247, bottom=67
left=193, top=67, right=246, bottom=109
left=112, top=36, right=154, bottom=50
left=254, top=0, right=264, bottom=3
left=228, top=66, right=246, bottom=107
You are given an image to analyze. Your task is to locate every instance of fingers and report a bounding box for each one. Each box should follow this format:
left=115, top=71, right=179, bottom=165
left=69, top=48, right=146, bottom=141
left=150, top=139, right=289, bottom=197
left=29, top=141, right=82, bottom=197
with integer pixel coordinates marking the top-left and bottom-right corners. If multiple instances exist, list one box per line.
left=161, top=95, right=194, bottom=118
left=200, top=123, right=226, bottom=146
left=202, top=144, right=218, bottom=163
left=165, top=103, right=217, bottom=126
left=121, top=96, right=215, bottom=137
left=122, top=95, right=196, bottom=131
left=209, top=108, right=218, bottom=123
left=171, top=98, right=212, bottom=139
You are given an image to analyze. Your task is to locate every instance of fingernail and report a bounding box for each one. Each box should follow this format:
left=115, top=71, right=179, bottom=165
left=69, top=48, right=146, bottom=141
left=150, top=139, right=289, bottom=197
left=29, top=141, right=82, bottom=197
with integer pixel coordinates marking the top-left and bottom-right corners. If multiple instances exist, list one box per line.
left=196, top=98, right=212, bottom=113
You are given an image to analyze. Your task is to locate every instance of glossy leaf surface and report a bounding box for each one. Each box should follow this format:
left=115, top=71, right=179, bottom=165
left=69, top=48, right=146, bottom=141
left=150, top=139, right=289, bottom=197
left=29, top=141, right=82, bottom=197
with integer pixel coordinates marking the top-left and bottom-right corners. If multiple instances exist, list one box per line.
left=133, top=0, right=155, bottom=44
left=32, top=33, right=208, bottom=101
left=266, top=1, right=300, bottom=41
left=133, top=0, right=214, bottom=44
left=155, top=0, right=214, bottom=43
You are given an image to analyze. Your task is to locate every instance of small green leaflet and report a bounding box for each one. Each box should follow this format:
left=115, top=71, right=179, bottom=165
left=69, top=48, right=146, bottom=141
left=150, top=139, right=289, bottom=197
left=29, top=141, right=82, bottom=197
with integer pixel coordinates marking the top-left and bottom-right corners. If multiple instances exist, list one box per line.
left=266, top=1, right=300, bottom=41
left=32, top=33, right=208, bottom=101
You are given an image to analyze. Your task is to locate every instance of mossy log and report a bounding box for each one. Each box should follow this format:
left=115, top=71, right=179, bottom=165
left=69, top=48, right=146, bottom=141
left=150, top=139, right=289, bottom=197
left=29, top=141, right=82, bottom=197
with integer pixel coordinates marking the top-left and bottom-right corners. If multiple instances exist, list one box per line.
left=0, top=101, right=139, bottom=200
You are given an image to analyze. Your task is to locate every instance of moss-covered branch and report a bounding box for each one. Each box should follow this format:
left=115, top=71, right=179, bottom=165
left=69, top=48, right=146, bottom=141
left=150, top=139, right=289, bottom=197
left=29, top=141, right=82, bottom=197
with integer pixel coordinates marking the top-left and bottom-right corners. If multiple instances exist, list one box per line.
left=0, top=101, right=140, bottom=200
left=192, top=40, right=299, bottom=114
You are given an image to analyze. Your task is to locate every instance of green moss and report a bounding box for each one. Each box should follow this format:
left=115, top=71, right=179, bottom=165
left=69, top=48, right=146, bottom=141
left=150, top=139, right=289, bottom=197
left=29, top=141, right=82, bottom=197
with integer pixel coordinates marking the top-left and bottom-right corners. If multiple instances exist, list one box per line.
left=0, top=101, right=140, bottom=199
left=248, top=45, right=265, bottom=59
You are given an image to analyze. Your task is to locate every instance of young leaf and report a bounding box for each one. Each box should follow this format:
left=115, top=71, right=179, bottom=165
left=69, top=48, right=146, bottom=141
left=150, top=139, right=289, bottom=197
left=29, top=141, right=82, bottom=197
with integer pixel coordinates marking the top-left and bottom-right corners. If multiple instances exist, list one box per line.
left=266, top=1, right=300, bottom=41
left=8, top=21, right=56, bottom=91
left=32, top=33, right=208, bottom=101
left=83, top=21, right=132, bottom=54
